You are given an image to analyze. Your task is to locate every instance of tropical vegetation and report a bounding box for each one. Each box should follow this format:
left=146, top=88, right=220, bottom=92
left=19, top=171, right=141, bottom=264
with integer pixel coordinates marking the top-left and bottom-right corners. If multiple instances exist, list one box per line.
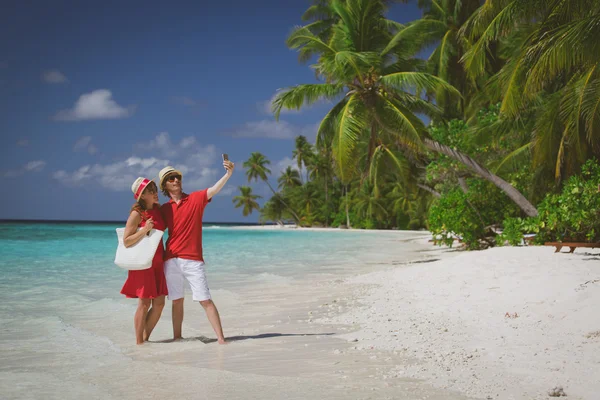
left=232, top=0, right=600, bottom=248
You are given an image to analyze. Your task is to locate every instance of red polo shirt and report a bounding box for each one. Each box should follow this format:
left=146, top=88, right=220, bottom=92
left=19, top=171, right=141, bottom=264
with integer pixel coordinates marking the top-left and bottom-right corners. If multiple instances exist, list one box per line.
left=161, top=189, right=210, bottom=262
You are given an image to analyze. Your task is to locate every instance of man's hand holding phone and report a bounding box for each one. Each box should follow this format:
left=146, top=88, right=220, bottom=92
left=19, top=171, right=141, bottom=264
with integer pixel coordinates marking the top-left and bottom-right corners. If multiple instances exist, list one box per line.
left=222, top=154, right=234, bottom=176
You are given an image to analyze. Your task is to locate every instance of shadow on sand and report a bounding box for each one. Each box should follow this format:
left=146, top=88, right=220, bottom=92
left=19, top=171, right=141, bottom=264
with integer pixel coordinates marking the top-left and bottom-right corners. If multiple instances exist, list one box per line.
left=151, top=332, right=335, bottom=344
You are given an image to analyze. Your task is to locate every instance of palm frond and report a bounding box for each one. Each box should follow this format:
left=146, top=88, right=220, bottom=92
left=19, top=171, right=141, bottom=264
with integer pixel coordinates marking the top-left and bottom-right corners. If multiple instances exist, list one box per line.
left=531, top=92, right=564, bottom=174
left=374, top=94, right=426, bottom=148
left=492, top=142, right=533, bottom=173
left=525, top=13, right=600, bottom=93
left=383, top=19, right=405, bottom=34
left=334, top=51, right=381, bottom=80
left=302, top=4, right=333, bottom=22
left=286, top=25, right=337, bottom=55
left=369, top=144, right=411, bottom=192
left=581, top=75, right=600, bottom=146
left=331, top=94, right=366, bottom=184
left=317, top=98, right=348, bottom=149
left=380, top=71, right=462, bottom=100
left=460, top=0, right=521, bottom=79
left=272, top=83, right=345, bottom=120
left=381, top=19, right=447, bottom=56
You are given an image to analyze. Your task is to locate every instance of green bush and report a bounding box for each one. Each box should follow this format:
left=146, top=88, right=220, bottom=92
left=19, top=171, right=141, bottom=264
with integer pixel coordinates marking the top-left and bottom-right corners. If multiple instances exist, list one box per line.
left=497, top=217, right=541, bottom=246
left=428, top=179, right=520, bottom=250
left=534, top=159, right=600, bottom=243
left=498, top=159, right=600, bottom=245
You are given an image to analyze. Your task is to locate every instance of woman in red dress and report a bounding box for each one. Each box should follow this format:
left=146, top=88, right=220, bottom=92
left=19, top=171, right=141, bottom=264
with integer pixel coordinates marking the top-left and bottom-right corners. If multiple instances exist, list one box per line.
left=121, top=177, right=168, bottom=344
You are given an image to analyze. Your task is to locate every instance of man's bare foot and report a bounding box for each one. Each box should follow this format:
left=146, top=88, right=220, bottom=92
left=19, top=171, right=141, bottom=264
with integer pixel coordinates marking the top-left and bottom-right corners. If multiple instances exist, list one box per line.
left=173, top=336, right=183, bottom=341
left=217, top=338, right=227, bottom=345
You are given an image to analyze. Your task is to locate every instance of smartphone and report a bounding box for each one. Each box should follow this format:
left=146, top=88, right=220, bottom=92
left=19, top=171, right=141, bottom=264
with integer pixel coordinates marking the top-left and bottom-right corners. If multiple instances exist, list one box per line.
left=222, top=153, right=229, bottom=162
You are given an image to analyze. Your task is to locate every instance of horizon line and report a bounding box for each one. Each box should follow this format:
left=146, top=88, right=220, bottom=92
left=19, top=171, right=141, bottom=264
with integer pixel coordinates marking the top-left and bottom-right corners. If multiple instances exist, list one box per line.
left=0, top=218, right=266, bottom=225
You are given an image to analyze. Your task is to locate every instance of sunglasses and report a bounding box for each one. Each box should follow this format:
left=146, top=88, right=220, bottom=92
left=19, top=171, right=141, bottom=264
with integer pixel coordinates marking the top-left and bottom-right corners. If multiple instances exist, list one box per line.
left=166, top=174, right=182, bottom=182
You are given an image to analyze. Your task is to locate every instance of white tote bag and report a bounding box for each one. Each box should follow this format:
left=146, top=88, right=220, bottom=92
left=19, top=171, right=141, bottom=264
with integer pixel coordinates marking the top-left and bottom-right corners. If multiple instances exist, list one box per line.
left=114, top=228, right=164, bottom=270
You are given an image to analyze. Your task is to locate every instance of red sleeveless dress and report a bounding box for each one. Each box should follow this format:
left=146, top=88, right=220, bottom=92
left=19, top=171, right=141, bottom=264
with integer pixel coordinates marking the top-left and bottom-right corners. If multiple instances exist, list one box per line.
left=120, top=208, right=169, bottom=299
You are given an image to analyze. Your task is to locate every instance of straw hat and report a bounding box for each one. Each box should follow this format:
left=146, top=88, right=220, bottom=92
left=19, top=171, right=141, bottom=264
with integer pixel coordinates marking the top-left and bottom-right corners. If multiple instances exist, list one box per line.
left=131, top=177, right=155, bottom=200
left=158, top=166, right=183, bottom=190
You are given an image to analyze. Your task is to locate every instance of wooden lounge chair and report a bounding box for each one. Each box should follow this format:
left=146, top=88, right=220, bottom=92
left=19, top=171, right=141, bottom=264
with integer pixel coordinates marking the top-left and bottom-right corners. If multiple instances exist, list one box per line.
left=544, top=242, right=600, bottom=253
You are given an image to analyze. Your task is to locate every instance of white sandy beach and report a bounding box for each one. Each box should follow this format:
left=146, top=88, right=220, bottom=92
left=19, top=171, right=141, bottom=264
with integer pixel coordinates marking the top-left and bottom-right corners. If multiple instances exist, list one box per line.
left=318, top=239, right=600, bottom=399
left=229, top=226, right=600, bottom=399
left=3, top=227, right=599, bottom=400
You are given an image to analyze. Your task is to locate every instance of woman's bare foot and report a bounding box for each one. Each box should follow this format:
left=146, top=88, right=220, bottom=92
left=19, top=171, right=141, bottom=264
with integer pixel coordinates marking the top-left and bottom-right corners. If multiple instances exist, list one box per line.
left=217, top=338, right=227, bottom=345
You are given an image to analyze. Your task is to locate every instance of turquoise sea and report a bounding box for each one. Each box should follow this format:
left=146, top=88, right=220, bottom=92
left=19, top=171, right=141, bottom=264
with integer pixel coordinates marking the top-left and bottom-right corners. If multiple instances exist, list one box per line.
left=0, top=221, right=428, bottom=400
left=0, top=222, right=405, bottom=304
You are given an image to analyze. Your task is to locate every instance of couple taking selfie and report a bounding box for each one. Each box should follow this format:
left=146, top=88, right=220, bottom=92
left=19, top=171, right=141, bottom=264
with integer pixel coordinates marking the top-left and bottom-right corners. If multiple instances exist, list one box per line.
left=119, top=157, right=235, bottom=345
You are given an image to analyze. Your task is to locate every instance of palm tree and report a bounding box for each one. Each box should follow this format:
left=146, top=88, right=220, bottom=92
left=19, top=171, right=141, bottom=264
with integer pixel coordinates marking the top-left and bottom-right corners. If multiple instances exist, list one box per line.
left=232, top=186, right=262, bottom=217
left=273, top=0, right=538, bottom=216
left=292, top=183, right=323, bottom=224
left=299, top=0, right=407, bottom=56
left=243, top=152, right=301, bottom=222
left=278, top=166, right=302, bottom=190
left=461, top=0, right=600, bottom=184
left=292, top=135, right=314, bottom=183
left=390, top=0, right=482, bottom=118
left=308, top=149, right=335, bottom=226
left=353, top=183, right=388, bottom=226
left=259, top=194, right=290, bottom=226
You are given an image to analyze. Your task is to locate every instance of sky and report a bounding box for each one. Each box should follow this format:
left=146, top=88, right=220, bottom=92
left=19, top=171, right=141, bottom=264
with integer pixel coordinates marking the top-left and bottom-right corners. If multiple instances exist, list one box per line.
left=0, top=0, right=424, bottom=223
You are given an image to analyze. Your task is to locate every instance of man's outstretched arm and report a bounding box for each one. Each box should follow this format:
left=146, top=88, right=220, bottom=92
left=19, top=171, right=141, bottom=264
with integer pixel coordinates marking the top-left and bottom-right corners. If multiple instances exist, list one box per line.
left=207, top=160, right=235, bottom=200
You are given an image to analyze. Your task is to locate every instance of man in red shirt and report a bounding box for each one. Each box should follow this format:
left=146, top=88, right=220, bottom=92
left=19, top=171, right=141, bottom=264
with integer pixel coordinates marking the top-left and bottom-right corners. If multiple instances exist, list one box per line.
left=159, top=160, right=234, bottom=344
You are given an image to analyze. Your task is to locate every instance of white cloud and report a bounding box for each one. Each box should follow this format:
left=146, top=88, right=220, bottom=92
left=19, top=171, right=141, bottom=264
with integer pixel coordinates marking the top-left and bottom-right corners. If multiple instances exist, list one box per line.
left=54, top=132, right=219, bottom=193
left=135, top=131, right=214, bottom=160
left=16, top=139, right=29, bottom=147
left=25, top=160, right=46, bottom=171
left=228, top=120, right=319, bottom=140
left=180, top=137, right=196, bottom=147
left=54, top=158, right=168, bottom=191
left=3, top=160, right=46, bottom=177
left=42, top=70, right=68, bottom=84
left=274, top=157, right=297, bottom=174
left=273, top=156, right=307, bottom=183
left=73, top=136, right=98, bottom=155
left=54, top=89, right=134, bottom=121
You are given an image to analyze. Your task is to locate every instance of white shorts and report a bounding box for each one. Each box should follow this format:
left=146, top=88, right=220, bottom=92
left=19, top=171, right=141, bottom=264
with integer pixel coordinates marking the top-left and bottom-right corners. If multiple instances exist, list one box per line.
left=164, top=258, right=211, bottom=301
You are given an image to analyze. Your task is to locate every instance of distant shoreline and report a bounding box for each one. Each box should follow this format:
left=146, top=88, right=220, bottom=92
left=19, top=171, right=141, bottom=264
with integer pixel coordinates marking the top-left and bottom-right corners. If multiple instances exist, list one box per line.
left=0, top=219, right=429, bottom=233
left=0, top=219, right=267, bottom=226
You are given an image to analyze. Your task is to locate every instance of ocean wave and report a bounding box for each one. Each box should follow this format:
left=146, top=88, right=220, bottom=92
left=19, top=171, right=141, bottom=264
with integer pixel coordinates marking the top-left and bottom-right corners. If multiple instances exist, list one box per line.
left=253, top=272, right=293, bottom=284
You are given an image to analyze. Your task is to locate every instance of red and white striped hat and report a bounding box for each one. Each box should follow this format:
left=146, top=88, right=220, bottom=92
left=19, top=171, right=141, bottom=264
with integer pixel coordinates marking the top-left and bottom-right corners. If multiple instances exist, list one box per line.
left=131, top=177, right=155, bottom=200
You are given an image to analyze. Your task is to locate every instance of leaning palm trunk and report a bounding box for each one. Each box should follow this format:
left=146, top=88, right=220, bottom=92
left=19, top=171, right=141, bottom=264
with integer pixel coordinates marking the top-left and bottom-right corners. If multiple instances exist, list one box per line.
left=264, top=179, right=302, bottom=223
left=423, top=138, right=538, bottom=217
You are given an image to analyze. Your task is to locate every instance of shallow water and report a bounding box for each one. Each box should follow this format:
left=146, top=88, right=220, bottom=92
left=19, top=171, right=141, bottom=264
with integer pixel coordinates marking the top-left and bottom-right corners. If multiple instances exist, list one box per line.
left=0, top=223, right=459, bottom=400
